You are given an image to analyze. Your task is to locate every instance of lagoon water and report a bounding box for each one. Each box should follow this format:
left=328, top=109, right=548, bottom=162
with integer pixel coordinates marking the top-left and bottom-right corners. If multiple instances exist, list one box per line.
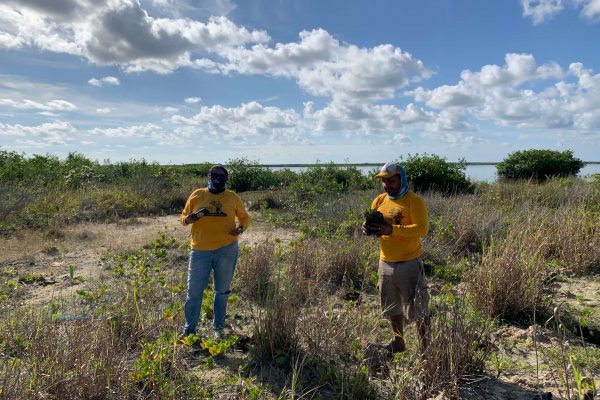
left=449, top=164, right=599, bottom=182
left=270, top=164, right=600, bottom=182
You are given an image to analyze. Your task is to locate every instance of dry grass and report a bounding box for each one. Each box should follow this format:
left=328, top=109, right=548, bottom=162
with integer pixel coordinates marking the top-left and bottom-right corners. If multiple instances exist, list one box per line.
left=391, top=295, right=491, bottom=399
left=425, top=194, right=506, bottom=264
left=1, top=309, right=133, bottom=399
left=297, top=302, right=362, bottom=364
left=251, top=289, right=301, bottom=366
left=287, top=237, right=376, bottom=291
left=466, top=220, right=547, bottom=319
left=550, top=207, right=600, bottom=275
left=235, top=240, right=275, bottom=302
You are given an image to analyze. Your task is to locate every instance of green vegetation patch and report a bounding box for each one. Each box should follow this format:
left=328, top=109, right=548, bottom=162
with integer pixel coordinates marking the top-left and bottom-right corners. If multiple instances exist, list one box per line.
left=497, top=149, right=584, bottom=180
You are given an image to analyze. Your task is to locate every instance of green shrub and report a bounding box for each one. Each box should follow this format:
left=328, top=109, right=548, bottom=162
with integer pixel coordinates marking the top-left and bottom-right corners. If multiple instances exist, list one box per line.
left=272, top=168, right=298, bottom=187
left=401, top=153, right=472, bottom=193
left=98, top=159, right=181, bottom=187
left=0, top=150, right=63, bottom=186
left=77, top=189, right=154, bottom=220
left=496, top=149, right=583, bottom=180
left=291, top=163, right=373, bottom=198
left=175, top=162, right=213, bottom=178
left=226, top=158, right=280, bottom=192
left=62, top=152, right=101, bottom=188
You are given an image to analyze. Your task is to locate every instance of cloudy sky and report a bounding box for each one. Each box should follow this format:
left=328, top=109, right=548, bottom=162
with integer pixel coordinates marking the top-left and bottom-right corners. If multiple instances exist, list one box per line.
left=1, top=0, right=599, bottom=164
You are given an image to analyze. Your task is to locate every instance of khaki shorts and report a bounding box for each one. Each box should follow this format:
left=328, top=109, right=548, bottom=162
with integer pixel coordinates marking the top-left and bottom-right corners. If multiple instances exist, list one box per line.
left=378, top=258, right=430, bottom=321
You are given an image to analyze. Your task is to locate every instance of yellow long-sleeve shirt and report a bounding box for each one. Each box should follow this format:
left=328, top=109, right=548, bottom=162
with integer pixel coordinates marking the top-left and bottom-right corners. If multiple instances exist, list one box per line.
left=371, top=191, right=429, bottom=262
left=180, top=188, right=251, bottom=251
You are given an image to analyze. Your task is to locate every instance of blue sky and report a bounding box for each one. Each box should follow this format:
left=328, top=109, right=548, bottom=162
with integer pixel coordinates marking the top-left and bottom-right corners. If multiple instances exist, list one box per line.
left=1, top=0, right=599, bottom=164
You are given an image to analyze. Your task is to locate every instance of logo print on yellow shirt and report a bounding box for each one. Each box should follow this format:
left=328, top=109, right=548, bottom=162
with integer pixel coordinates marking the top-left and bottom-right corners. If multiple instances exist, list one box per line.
left=392, top=211, right=402, bottom=225
left=206, top=201, right=227, bottom=216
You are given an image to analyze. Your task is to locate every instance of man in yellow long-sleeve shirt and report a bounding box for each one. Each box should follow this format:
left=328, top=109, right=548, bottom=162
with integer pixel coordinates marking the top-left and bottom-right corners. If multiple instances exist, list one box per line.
left=363, top=162, right=430, bottom=353
left=180, top=165, right=250, bottom=338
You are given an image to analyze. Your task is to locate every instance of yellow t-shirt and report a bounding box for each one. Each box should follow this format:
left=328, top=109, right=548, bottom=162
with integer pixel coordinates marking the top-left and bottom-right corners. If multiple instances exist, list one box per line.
left=180, top=188, right=251, bottom=251
left=371, top=191, right=429, bottom=262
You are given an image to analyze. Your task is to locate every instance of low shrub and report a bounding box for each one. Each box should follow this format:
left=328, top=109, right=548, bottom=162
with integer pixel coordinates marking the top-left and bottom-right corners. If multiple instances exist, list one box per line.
left=425, top=193, right=505, bottom=259
left=497, top=149, right=584, bottom=180
left=401, top=153, right=472, bottom=194
left=242, top=191, right=284, bottom=211
left=291, top=163, right=374, bottom=198
left=285, top=239, right=329, bottom=305
left=0, top=150, right=63, bottom=186
left=77, top=189, right=152, bottom=220
left=226, top=158, right=281, bottom=192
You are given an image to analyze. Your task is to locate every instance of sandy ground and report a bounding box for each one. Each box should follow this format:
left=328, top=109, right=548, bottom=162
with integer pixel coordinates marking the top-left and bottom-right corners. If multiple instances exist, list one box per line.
left=0, top=213, right=298, bottom=305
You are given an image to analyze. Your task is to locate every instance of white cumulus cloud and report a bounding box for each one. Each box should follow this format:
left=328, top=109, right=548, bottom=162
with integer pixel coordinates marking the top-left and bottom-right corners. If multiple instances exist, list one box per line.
left=87, top=123, right=164, bottom=138
left=0, top=0, right=270, bottom=74
left=305, top=101, right=432, bottom=134
left=0, top=120, right=75, bottom=145
left=521, top=0, right=600, bottom=23
left=88, top=76, right=121, bottom=87
left=220, top=29, right=431, bottom=103
left=171, top=101, right=301, bottom=140
left=0, top=98, right=77, bottom=111
left=0, top=1, right=430, bottom=104
left=579, top=0, right=600, bottom=18
left=521, top=0, right=564, bottom=24
left=409, top=53, right=600, bottom=133
left=184, top=97, right=202, bottom=104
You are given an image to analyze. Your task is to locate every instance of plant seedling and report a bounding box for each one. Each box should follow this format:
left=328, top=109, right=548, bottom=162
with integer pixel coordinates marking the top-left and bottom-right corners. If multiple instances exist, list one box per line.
left=363, top=208, right=385, bottom=235
left=68, top=264, right=76, bottom=284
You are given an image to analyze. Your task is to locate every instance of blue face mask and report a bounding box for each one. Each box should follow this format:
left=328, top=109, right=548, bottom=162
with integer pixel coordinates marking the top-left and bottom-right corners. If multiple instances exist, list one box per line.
left=208, top=179, right=226, bottom=193
left=387, top=166, right=409, bottom=200
left=208, top=173, right=227, bottom=193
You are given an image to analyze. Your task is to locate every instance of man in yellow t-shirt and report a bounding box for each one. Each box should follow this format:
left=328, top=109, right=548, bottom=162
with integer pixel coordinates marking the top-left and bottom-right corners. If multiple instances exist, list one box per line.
left=363, top=162, right=430, bottom=353
left=180, top=165, right=250, bottom=338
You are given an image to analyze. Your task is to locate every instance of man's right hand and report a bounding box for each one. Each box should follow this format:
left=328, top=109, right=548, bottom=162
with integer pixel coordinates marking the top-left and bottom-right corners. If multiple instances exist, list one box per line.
left=361, top=221, right=369, bottom=235
left=362, top=221, right=381, bottom=236
left=185, top=208, right=208, bottom=224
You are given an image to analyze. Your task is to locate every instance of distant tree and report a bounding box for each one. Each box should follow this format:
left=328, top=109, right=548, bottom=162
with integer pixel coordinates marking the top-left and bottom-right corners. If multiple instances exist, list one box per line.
left=293, top=163, right=372, bottom=195
left=63, top=152, right=100, bottom=188
left=0, top=149, right=62, bottom=186
left=496, top=149, right=583, bottom=180
left=226, top=158, right=280, bottom=192
left=401, top=153, right=472, bottom=193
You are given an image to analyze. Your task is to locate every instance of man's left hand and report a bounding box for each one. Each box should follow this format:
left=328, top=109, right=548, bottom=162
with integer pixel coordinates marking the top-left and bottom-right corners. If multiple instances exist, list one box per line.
left=229, top=225, right=244, bottom=236
left=374, top=222, right=393, bottom=236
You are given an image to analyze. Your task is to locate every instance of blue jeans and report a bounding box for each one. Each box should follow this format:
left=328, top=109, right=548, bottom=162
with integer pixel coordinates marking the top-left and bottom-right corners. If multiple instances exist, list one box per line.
left=184, top=241, right=239, bottom=335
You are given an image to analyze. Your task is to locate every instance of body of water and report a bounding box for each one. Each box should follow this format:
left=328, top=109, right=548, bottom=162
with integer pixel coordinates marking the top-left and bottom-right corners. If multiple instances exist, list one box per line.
left=269, top=163, right=600, bottom=182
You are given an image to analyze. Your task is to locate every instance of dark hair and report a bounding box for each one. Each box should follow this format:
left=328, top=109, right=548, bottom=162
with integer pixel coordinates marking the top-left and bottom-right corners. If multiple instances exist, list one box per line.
left=209, top=164, right=228, bottom=178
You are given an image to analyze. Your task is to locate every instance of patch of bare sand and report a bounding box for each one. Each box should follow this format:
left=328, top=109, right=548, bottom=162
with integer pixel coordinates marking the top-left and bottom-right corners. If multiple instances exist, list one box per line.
left=489, top=323, right=600, bottom=398
left=0, top=213, right=298, bottom=305
left=553, top=275, right=600, bottom=329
